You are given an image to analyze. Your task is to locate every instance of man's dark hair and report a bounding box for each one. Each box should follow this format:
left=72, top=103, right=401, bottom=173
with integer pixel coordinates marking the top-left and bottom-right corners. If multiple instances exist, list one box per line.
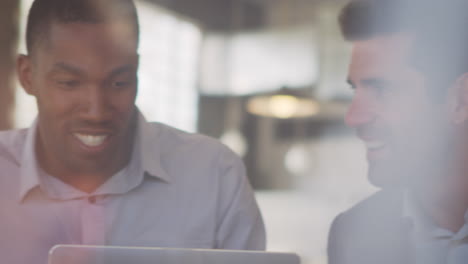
left=26, top=0, right=139, bottom=55
left=339, top=0, right=468, bottom=96
left=339, top=0, right=415, bottom=41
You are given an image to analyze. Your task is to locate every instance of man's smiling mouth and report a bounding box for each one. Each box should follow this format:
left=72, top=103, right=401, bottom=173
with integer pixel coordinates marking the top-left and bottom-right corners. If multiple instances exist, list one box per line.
left=74, top=133, right=108, bottom=147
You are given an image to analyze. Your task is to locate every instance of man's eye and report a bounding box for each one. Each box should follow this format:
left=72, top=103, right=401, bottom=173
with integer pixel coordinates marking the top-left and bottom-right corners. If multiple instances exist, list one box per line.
left=111, top=80, right=133, bottom=89
left=57, top=80, right=80, bottom=89
left=374, top=85, right=394, bottom=98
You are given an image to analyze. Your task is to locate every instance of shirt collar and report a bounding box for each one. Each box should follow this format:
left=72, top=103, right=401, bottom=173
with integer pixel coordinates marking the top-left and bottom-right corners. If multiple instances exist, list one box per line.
left=18, top=110, right=170, bottom=202
left=402, top=190, right=440, bottom=235
left=18, top=119, right=42, bottom=202
left=402, top=189, right=468, bottom=240
left=135, top=111, right=170, bottom=183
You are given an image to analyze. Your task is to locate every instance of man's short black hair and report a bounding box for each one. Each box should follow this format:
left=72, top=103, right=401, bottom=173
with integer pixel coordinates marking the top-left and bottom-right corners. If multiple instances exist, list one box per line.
left=339, top=0, right=414, bottom=41
left=339, top=0, right=468, bottom=96
left=26, top=0, right=139, bottom=55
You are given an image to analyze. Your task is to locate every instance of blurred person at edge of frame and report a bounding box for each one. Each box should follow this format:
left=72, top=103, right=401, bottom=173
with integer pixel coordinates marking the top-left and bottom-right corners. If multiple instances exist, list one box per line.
left=0, top=0, right=265, bottom=263
left=328, top=0, right=468, bottom=263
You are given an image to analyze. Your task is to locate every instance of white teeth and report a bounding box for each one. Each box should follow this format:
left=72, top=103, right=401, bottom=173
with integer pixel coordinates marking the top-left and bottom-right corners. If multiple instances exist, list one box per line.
left=365, top=140, right=386, bottom=150
left=75, top=134, right=108, bottom=147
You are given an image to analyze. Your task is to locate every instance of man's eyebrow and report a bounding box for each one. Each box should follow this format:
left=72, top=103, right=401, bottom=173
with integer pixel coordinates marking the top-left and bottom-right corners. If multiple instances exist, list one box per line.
left=109, top=65, right=135, bottom=77
left=361, top=78, right=390, bottom=87
left=347, top=79, right=356, bottom=89
left=51, top=62, right=84, bottom=76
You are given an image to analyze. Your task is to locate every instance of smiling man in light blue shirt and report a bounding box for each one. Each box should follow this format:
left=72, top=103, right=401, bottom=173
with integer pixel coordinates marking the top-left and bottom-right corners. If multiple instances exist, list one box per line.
left=328, top=0, right=468, bottom=264
left=1, top=0, right=265, bottom=263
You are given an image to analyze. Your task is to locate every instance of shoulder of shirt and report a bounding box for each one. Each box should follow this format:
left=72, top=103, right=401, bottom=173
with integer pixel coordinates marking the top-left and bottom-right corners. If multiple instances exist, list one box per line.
left=330, top=190, right=411, bottom=263
left=147, top=122, right=238, bottom=159
left=336, top=188, right=404, bottom=229
left=0, top=128, right=28, bottom=166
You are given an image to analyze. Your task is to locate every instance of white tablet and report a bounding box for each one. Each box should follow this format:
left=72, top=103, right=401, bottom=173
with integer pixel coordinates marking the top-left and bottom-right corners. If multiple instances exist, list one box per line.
left=48, top=245, right=301, bottom=264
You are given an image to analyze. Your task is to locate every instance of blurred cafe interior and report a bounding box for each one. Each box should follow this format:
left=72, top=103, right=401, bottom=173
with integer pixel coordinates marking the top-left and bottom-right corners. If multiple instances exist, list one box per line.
left=1, top=0, right=377, bottom=263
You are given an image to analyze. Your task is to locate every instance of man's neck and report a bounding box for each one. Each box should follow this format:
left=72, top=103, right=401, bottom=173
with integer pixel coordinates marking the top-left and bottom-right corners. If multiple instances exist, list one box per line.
left=35, top=129, right=135, bottom=194
left=417, top=189, right=467, bottom=233
left=53, top=172, right=115, bottom=194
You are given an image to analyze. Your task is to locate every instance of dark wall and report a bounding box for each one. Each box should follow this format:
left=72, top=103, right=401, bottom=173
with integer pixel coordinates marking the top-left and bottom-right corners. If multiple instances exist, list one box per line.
left=0, top=0, right=19, bottom=130
left=146, top=0, right=264, bottom=31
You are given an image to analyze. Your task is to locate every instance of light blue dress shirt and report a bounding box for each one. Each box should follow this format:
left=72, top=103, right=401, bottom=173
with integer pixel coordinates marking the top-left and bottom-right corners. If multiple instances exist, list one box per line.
left=0, top=112, right=265, bottom=264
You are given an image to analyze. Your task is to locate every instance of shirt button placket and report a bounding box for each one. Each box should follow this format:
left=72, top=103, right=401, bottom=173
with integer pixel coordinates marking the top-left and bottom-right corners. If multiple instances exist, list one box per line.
left=81, top=196, right=106, bottom=245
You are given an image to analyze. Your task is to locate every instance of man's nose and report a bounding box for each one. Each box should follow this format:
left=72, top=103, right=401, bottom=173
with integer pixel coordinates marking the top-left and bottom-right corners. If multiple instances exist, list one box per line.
left=345, top=91, right=376, bottom=128
left=83, top=86, right=110, bottom=121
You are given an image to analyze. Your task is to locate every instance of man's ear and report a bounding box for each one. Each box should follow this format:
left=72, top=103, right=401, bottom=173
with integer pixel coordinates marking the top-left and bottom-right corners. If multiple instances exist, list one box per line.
left=17, top=54, right=36, bottom=96
left=452, top=73, right=468, bottom=124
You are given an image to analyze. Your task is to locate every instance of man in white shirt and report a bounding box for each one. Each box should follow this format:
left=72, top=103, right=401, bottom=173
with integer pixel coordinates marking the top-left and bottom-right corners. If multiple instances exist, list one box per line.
left=2, top=0, right=265, bottom=263
left=328, top=0, right=468, bottom=263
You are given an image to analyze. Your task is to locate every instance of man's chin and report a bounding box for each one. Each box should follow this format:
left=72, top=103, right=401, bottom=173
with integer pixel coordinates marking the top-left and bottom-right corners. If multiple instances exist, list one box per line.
left=367, top=162, right=406, bottom=189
